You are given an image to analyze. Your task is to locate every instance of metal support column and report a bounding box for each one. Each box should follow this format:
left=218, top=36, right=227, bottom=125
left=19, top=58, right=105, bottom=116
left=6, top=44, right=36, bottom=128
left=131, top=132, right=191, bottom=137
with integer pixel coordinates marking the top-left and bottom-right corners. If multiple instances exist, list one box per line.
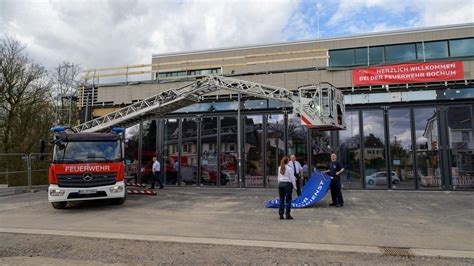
left=237, top=93, right=242, bottom=189
left=262, top=114, right=268, bottom=187
left=137, top=122, right=143, bottom=184
left=410, top=108, right=418, bottom=189
left=216, top=117, right=221, bottom=187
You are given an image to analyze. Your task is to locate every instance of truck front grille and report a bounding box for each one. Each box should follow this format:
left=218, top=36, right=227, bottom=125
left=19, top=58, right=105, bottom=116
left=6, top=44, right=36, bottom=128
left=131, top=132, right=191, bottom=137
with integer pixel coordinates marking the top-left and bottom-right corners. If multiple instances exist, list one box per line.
left=57, top=172, right=117, bottom=188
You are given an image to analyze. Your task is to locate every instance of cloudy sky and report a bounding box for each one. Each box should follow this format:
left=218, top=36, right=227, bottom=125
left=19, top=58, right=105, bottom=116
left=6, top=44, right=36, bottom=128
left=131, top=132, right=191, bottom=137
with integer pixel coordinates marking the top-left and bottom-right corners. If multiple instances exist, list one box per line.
left=1, top=0, right=473, bottom=74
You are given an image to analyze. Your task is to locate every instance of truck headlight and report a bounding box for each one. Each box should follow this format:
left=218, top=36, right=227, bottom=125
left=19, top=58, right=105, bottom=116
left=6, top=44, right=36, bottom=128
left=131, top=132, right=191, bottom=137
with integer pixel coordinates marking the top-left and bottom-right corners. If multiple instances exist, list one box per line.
left=109, top=186, right=124, bottom=193
left=50, top=189, right=65, bottom=196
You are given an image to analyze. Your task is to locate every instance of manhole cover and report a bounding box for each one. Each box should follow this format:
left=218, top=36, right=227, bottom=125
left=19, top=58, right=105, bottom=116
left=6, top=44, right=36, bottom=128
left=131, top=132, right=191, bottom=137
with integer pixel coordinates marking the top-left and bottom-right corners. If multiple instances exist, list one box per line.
left=380, top=247, right=414, bottom=257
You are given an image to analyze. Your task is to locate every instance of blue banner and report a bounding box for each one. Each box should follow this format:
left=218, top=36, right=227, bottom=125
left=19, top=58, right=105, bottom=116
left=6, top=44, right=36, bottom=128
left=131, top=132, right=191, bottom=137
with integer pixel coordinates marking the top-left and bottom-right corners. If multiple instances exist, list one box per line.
left=266, top=170, right=332, bottom=208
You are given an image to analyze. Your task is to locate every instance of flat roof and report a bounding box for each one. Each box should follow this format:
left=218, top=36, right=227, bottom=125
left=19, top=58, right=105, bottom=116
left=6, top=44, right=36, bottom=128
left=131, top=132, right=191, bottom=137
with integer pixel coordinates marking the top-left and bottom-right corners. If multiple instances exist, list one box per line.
left=152, top=23, right=474, bottom=58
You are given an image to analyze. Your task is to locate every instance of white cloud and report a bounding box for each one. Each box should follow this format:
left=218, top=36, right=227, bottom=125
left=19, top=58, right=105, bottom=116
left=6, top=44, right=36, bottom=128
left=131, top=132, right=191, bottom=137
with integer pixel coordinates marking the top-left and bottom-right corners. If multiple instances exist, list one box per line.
left=0, top=0, right=298, bottom=72
left=327, top=0, right=474, bottom=33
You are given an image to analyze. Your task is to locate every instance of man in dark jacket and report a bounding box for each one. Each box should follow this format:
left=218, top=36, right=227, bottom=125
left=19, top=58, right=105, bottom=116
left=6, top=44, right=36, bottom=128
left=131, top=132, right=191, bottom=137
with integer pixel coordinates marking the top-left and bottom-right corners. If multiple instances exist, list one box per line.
left=325, top=153, right=344, bottom=207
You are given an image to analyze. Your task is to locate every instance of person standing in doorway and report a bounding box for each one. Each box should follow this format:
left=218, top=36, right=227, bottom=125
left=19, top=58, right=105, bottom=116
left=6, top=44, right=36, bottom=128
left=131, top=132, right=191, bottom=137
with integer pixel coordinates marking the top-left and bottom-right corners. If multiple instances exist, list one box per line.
left=325, top=153, right=344, bottom=207
left=278, top=157, right=296, bottom=220
left=290, top=154, right=303, bottom=196
left=150, top=157, right=163, bottom=189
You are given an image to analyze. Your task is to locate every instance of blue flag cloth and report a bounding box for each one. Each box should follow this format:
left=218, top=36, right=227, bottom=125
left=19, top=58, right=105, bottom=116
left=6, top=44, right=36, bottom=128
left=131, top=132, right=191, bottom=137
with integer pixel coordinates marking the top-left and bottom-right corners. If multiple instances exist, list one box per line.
left=266, top=170, right=332, bottom=208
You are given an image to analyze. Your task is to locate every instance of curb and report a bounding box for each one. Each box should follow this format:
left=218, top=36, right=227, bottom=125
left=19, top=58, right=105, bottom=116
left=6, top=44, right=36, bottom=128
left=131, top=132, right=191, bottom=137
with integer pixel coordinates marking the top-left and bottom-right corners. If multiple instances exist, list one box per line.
left=0, top=227, right=472, bottom=259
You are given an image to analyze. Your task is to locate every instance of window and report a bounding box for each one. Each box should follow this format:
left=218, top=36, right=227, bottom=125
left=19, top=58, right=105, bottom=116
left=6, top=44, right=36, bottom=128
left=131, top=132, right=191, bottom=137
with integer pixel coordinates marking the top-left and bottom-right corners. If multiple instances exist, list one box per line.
left=329, top=49, right=354, bottom=67
left=385, top=43, right=417, bottom=62
left=369, top=46, right=384, bottom=65
left=157, top=68, right=221, bottom=79
left=355, top=47, right=368, bottom=65
left=417, top=41, right=448, bottom=59
left=449, top=38, right=474, bottom=57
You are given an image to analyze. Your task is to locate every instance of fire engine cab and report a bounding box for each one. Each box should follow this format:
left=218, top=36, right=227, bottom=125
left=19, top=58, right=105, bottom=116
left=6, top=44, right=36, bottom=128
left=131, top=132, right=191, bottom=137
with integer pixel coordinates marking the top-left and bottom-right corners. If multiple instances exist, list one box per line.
left=45, top=127, right=126, bottom=209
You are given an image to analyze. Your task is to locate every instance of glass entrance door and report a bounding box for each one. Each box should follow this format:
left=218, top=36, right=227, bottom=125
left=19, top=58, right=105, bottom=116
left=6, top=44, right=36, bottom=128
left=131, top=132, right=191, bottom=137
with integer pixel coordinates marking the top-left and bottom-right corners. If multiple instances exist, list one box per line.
left=201, top=117, right=218, bottom=186
left=446, top=105, right=474, bottom=190
left=388, top=108, right=415, bottom=189
left=362, top=109, right=387, bottom=189
left=220, top=116, right=238, bottom=187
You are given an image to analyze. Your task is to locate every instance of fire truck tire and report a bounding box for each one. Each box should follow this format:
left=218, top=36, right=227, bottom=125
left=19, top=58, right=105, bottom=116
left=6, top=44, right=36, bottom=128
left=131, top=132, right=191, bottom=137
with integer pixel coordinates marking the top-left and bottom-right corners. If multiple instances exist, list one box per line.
left=51, top=201, right=67, bottom=209
left=110, top=196, right=126, bottom=205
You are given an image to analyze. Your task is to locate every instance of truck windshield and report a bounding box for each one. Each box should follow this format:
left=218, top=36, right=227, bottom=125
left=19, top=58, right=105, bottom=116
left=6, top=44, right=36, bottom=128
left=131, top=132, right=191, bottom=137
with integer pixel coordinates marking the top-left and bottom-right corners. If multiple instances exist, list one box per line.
left=53, top=140, right=122, bottom=163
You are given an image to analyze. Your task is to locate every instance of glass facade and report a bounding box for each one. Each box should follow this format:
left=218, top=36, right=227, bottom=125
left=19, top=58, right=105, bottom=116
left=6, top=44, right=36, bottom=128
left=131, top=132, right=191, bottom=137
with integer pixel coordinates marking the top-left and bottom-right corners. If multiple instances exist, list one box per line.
left=244, top=115, right=264, bottom=187
left=417, top=41, right=449, bottom=59
left=388, top=109, right=414, bottom=189
left=201, top=117, right=218, bottom=186
left=449, top=38, right=474, bottom=57
left=181, top=118, right=198, bottom=185
left=287, top=114, right=307, bottom=164
left=163, top=119, right=179, bottom=185
left=221, top=116, right=238, bottom=187
left=266, top=114, right=285, bottom=188
left=121, top=100, right=473, bottom=191
left=385, top=43, right=417, bottom=62
left=362, top=109, right=387, bottom=189
left=124, top=124, right=140, bottom=183
left=329, top=37, right=474, bottom=67
left=141, top=120, right=157, bottom=184
left=414, top=107, right=441, bottom=189
left=338, top=111, right=362, bottom=189
left=447, top=106, right=474, bottom=189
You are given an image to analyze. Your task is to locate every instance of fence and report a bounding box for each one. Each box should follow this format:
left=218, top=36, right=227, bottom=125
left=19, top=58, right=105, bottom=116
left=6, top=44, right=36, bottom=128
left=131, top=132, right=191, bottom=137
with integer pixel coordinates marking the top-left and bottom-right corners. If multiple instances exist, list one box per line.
left=0, top=153, right=52, bottom=189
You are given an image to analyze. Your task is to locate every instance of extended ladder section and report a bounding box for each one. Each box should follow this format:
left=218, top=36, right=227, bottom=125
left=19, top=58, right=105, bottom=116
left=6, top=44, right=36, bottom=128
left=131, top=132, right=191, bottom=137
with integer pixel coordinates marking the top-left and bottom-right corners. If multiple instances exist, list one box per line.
left=74, top=76, right=345, bottom=132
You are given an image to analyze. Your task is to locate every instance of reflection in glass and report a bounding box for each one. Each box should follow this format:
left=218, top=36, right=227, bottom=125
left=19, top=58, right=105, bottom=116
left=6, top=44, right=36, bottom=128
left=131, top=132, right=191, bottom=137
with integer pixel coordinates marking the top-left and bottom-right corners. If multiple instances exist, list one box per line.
left=141, top=120, right=157, bottom=184
left=363, top=110, right=387, bottom=189
left=417, top=41, right=448, bottom=59
left=220, top=117, right=238, bottom=187
left=338, top=111, right=362, bottom=189
left=447, top=106, right=474, bottom=190
left=163, top=119, right=178, bottom=185
left=310, top=130, right=331, bottom=186
left=369, top=46, right=384, bottom=65
left=388, top=109, right=414, bottom=189
left=124, top=124, right=140, bottom=183
left=244, top=115, right=264, bottom=187
left=181, top=118, right=198, bottom=185
left=385, top=43, right=417, bottom=62
left=288, top=114, right=308, bottom=166
left=266, top=114, right=285, bottom=187
left=329, top=49, right=354, bottom=67
left=201, top=117, right=218, bottom=186
left=449, top=38, right=474, bottom=57
left=355, top=47, right=368, bottom=65
left=414, top=108, right=441, bottom=189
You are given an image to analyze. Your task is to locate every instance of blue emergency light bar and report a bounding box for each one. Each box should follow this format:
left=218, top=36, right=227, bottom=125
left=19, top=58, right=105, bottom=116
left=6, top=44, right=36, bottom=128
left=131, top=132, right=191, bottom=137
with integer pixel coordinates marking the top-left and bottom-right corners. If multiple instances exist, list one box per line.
left=111, top=127, right=124, bottom=134
left=50, top=126, right=65, bottom=133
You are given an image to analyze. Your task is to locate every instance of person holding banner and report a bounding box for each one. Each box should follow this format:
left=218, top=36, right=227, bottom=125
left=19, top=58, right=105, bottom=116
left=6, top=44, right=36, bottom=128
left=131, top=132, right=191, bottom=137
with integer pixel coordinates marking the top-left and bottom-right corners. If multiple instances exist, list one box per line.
left=278, top=157, right=296, bottom=220
left=325, top=153, right=344, bottom=207
left=290, top=154, right=303, bottom=196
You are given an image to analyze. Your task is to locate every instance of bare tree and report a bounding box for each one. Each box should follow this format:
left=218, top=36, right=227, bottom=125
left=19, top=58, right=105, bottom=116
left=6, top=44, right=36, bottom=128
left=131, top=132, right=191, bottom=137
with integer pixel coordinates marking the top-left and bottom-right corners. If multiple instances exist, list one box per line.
left=52, top=61, right=82, bottom=126
left=0, top=36, right=54, bottom=154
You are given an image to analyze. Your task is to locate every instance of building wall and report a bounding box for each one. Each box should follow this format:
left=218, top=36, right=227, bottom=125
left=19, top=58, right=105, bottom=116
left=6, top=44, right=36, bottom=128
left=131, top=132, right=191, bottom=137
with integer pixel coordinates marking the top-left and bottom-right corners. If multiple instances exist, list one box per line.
left=90, top=24, right=474, bottom=111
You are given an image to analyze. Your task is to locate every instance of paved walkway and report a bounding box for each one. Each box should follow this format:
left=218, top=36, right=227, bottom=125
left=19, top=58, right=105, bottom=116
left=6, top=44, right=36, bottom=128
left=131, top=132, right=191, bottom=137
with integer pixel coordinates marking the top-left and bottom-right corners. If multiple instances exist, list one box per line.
left=0, top=188, right=473, bottom=258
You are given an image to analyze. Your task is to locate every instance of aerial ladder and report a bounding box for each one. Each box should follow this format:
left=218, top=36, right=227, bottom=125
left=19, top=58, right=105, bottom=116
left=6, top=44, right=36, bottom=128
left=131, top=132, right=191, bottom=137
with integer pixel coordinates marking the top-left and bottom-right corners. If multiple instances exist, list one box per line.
left=73, top=75, right=346, bottom=132
left=45, top=75, right=345, bottom=209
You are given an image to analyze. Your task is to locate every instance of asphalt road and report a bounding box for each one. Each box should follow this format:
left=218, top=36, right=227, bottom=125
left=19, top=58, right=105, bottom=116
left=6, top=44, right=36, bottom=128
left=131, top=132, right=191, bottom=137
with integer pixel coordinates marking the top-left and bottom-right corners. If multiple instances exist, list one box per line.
left=0, top=187, right=473, bottom=264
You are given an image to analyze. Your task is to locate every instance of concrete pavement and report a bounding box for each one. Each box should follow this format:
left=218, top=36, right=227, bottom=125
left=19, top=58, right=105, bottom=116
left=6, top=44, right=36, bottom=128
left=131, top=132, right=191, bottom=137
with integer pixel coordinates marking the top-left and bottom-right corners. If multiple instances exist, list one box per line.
left=0, top=187, right=473, bottom=258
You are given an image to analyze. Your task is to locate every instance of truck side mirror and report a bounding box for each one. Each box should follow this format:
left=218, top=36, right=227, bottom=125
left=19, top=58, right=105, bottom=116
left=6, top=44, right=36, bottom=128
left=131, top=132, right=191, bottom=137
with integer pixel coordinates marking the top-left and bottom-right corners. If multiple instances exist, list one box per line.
left=39, top=139, right=45, bottom=160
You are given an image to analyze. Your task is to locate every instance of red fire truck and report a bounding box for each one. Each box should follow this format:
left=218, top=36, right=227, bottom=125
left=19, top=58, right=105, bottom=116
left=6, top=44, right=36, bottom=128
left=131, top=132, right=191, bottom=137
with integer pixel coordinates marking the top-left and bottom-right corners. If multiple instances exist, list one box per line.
left=42, top=126, right=127, bottom=209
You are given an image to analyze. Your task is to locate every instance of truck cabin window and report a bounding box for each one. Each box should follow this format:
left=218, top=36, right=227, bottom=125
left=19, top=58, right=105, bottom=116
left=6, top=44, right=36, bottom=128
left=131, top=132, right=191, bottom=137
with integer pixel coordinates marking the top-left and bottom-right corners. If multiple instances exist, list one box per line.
left=53, top=140, right=122, bottom=163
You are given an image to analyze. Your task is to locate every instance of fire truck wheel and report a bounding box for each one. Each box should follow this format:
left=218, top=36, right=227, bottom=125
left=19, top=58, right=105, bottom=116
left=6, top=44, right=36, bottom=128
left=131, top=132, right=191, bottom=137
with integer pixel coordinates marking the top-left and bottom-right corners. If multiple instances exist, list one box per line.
left=110, top=196, right=126, bottom=205
left=51, top=201, right=67, bottom=209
